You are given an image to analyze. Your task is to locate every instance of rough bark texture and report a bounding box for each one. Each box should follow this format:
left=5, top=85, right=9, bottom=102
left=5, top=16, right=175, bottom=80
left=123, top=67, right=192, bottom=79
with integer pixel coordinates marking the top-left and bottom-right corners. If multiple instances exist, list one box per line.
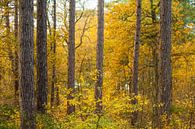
left=37, top=0, right=48, bottom=113
left=95, top=0, right=104, bottom=114
left=159, top=0, right=172, bottom=120
left=14, top=0, right=19, bottom=100
left=131, top=0, right=141, bottom=126
left=67, top=0, right=76, bottom=115
left=19, top=0, right=35, bottom=128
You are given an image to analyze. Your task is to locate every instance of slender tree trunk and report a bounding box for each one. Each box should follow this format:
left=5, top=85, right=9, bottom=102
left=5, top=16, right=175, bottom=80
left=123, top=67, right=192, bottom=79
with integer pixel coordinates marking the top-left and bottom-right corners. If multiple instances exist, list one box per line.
left=67, top=0, right=76, bottom=115
left=5, top=0, right=17, bottom=101
left=149, top=0, right=160, bottom=127
left=19, top=0, right=35, bottom=128
left=50, top=0, right=56, bottom=108
left=14, top=0, right=19, bottom=101
left=95, top=0, right=104, bottom=114
left=5, top=1, right=13, bottom=76
left=159, top=0, right=172, bottom=122
left=37, top=0, right=48, bottom=113
left=56, top=86, right=60, bottom=106
left=131, top=0, right=141, bottom=126
left=152, top=44, right=161, bottom=128
left=53, top=0, right=60, bottom=107
left=5, top=1, right=10, bottom=34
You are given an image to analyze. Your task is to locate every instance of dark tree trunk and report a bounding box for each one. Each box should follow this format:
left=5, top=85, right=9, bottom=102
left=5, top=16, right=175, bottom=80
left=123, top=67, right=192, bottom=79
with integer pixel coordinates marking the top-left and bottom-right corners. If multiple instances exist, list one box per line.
left=56, top=86, right=60, bottom=106
left=50, top=0, right=56, bottom=108
left=159, top=0, right=172, bottom=122
left=14, top=0, right=19, bottom=101
left=19, top=0, right=35, bottom=128
left=5, top=1, right=10, bottom=34
left=95, top=0, right=104, bottom=114
left=36, top=0, right=48, bottom=113
left=67, top=0, right=76, bottom=115
left=53, top=0, right=60, bottom=107
left=131, top=0, right=142, bottom=126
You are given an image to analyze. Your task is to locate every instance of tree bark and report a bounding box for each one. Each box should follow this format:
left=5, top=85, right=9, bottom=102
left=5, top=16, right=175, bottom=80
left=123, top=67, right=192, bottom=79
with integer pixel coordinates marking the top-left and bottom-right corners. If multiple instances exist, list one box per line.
left=95, top=0, right=104, bottom=114
left=67, top=0, right=76, bottom=115
left=36, top=0, right=48, bottom=113
left=159, top=0, right=172, bottom=122
left=131, top=0, right=141, bottom=126
left=19, top=0, right=35, bottom=128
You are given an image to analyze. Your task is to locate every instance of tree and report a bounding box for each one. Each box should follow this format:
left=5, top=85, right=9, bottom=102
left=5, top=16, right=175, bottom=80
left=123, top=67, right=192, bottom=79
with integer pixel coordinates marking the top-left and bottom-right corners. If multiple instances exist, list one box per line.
left=131, top=0, right=142, bottom=126
left=148, top=0, right=160, bottom=127
left=14, top=0, right=19, bottom=101
left=95, top=0, right=104, bottom=114
left=50, top=0, right=57, bottom=108
left=19, top=0, right=35, bottom=128
left=36, top=0, right=48, bottom=113
left=1, top=0, right=19, bottom=102
left=159, top=0, right=172, bottom=122
left=67, top=0, right=76, bottom=115
left=4, top=0, right=15, bottom=96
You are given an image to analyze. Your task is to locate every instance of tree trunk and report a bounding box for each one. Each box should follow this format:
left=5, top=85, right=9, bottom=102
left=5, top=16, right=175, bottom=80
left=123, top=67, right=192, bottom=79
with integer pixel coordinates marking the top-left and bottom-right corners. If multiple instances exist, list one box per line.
left=159, top=0, right=172, bottom=122
left=131, top=0, right=141, bottom=126
left=152, top=44, right=161, bottom=127
left=5, top=1, right=10, bottom=34
left=5, top=0, right=17, bottom=102
left=36, top=0, right=48, bottom=113
left=67, top=0, right=76, bottom=115
left=19, top=0, right=35, bottom=128
left=56, top=86, right=60, bottom=106
left=149, top=0, right=160, bottom=127
left=50, top=0, right=56, bottom=108
left=14, top=0, right=19, bottom=102
left=95, top=0, right=104, bottom=114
